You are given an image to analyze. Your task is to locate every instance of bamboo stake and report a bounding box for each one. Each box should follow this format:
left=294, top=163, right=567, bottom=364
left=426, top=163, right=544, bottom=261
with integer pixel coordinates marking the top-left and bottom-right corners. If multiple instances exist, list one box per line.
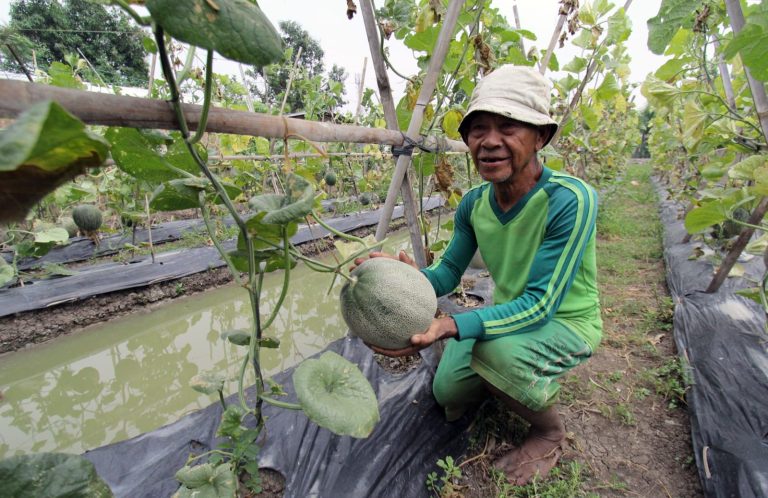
left=369, top=0, right=463, bottom=262
left=360, top=0, right=427, bottom=266
left=539, top=4, right=568, bottom=75
left=238, top=63, right=255, bottom=113
left=147, top=51, right=157, bottom=97
left=511, top=0, right=525, bottom=53
left=353, top=57, right=368, bottom=124
left=707, top=0, right=768, bottom=293
left=0, top=79, right=468, bottom=150
left=5, top=43, right=34, bottom=82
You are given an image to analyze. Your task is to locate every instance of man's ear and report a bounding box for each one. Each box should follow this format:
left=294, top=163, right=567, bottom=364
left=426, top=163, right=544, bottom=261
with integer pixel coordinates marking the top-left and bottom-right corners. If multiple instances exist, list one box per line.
left=537, top=125, right=553, bottom=150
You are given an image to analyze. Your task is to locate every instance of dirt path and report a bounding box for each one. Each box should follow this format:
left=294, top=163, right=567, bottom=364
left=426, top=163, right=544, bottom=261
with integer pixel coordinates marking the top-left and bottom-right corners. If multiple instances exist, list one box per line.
left=443, top=164, right=702, bottom=497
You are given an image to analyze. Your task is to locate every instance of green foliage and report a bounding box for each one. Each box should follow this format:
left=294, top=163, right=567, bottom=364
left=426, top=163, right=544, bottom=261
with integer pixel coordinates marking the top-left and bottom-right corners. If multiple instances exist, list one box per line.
left=426, top=456, right=462, bottom=497
left=293, top=351, right=380, bottom=438
left=0, top=100, right=109, bottom=224
left=641, top=357, right=690, bottom=410
left=146, top=0, right=283, bottom=66
left=3, top=0, right=148, bottom=86
left=646, top=0, right=695, bottom=55
left=0, top=452, right=113, bottom=497
left=173, top=463, right=237, bottom=498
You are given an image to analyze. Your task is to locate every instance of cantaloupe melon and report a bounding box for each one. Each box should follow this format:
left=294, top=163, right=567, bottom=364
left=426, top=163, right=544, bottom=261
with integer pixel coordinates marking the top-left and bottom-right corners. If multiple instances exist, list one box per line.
left=340, top=258, right=437, bottom=350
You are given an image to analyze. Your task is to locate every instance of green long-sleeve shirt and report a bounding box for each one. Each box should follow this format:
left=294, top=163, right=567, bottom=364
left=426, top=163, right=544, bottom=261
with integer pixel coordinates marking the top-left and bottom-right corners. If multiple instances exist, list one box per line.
left=422, top=166, right=602, bottom=351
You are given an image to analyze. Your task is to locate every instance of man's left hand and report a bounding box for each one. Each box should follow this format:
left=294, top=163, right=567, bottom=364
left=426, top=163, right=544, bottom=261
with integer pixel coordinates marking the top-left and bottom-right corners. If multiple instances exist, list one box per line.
left=367, top=316, right=458, bottom=357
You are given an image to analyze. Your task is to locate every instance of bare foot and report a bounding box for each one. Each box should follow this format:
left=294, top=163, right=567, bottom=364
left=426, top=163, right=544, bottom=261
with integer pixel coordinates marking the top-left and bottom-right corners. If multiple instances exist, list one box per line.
left=494, top=431, right=565, bottom=485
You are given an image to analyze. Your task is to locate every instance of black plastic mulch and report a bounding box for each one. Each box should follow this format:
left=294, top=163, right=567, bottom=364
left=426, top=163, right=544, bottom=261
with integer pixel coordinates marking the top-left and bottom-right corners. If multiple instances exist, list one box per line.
left=657, top=186, right=768, bottom=498
left=0, top=198, right=443, bottom=317
left=83, top=270, right=495, bottom=498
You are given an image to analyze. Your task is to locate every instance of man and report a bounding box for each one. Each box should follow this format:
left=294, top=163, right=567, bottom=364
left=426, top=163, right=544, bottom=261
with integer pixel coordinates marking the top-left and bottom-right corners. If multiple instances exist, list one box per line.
left=359, top=65, right=602, bottom=485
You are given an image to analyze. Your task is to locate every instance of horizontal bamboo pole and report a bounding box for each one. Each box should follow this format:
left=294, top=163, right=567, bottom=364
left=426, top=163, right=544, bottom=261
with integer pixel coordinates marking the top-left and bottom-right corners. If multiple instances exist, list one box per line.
left=0, top=80, right=468, bottom=152
left=212, top=151, right=466, bottom=162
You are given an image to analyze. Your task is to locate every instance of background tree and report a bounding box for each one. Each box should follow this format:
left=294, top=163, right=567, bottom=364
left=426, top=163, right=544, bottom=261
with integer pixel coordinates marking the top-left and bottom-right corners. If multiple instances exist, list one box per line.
left=1, top=0, right=148, bottom=87
left=247, top=20, right=350, bottom=115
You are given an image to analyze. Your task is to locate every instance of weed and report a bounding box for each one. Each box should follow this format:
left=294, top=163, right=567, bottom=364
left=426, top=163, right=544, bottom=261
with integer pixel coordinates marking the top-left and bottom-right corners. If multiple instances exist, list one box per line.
left=426, top=456, right=462, bottom=497
left=493, top=460, right=594, bottom=497
left=614, top=403, right=636, bottom=426
left=640, top=357, right=689, bottom=409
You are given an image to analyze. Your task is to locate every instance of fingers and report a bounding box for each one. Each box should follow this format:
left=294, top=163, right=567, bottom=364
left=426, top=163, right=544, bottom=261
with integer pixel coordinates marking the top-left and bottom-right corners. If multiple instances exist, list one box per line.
left=366, top=342, right=422, bottom=357
left=398, top=250, right=418, bottom=269
left=350, top=251, right=399, bottom=272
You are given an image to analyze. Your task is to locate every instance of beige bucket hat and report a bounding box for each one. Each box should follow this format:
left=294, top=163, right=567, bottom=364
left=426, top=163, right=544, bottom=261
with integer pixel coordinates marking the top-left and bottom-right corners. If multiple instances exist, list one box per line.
left=458, top=65, right=559, bottom=146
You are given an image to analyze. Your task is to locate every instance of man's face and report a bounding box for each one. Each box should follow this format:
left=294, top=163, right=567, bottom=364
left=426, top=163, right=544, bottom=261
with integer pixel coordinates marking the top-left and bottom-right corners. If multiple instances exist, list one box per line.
left=465, top=112, right=546, bottom=184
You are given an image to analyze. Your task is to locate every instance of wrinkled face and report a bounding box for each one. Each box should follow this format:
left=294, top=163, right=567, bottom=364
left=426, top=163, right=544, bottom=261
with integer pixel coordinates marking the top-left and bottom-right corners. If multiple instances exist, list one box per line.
left=465, top=112, right=546, bottom=184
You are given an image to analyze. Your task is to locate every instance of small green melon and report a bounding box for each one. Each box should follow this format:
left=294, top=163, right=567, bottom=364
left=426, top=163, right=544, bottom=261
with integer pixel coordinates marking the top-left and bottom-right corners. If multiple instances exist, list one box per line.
left=324, top=171, right=337, bottom=186
left=340, top=258, right=437, bottom=350
left=72, top=205, right=103, bottom=234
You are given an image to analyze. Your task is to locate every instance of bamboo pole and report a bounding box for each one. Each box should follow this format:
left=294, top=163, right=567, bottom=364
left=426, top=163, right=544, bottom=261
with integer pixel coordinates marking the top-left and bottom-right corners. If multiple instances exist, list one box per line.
left=369, top=0, right=464, bottom=262
left=0, top=79, right=468, bottom=150
left=538, top=5, right=567, bottom=74
left=511, top=0, right=525, bottom=54
left=360, top=0, right=428, bottom=266
left=238, top=63, right=255, bottom=113
left=214, top=151, right=465, bottom=162
left=353, top=57, right=368, bottom=124
left=707, top=0, right=768, bottom=293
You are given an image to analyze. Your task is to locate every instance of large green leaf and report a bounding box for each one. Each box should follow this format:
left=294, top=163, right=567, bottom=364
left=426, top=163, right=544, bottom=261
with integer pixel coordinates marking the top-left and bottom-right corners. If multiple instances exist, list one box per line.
left=189, top=371, right=226, bottom=395
left=248, top=174, right=314, bottom=225
left=654, top=58, right=688, bottom=81
left=146, top=0, right=283, bottom=66
left=722, top=13, right=768, bottom=81
left=0, top=452, right=113, bottom=497
left=729, top=154, right=768, bottom=181
left=580, top=103, right=600, bottom=130
left=562, top=57, right=588, bottom=74
left=647, top=0, right=694, bottom=55
left=403, top=25, right=439, bottom=53
left=0, top=258, right=16, bottom=287
left=684, top=200, right=727, bottom=233
left=173, top=463, right=237, bottom=498
left=595, top=73, right=620, bottom=100
left=107, top=128, right=178, bottom=183
left=606, top=8, right=631, bottom=44
left=641, top=76, right=679, bottom=109
left=0, top=101, right=109, bottom=223
left=293, top=351, right=379, bottom=438
left=150, top=178, right=241, bottom=211
left=682, top=100, right=708, bottom=150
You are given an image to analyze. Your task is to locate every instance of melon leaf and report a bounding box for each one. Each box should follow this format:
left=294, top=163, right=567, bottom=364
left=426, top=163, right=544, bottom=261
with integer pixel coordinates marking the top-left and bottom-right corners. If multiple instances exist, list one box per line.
left=0, top=452, right=113, bottom=498
left=293, top=351, right=379, bottom=438
left=174, top=463, right=237, bottom=498
left=248, top=174, right=315, bottom=225
left=146, top=0, right=283, bottom=67
left=0, top=101, right=109, bottom=223
left=190, top=371, right=226, bottom=395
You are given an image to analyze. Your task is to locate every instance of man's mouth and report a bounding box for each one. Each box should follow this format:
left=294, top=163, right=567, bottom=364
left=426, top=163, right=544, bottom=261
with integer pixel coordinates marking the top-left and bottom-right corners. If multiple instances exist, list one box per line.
left=478, top=157, right=511, bottom=165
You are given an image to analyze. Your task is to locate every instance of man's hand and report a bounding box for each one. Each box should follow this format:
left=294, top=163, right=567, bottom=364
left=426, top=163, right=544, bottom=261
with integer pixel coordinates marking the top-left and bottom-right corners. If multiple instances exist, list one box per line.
left=351, top=250, right=418, bottom=272
left=367, top=316, right=458, bottom=357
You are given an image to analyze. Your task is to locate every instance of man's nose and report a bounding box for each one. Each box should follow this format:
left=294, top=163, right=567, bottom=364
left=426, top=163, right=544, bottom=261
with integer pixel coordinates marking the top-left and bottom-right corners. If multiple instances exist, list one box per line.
left=481, top=127, right=503, bottom=147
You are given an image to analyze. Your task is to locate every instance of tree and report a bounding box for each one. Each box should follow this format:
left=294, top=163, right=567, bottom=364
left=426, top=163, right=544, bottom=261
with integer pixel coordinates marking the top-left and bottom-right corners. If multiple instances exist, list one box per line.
left=248, top=20, right=326, bottom=112
left=1, top=0, right=148, bottom=87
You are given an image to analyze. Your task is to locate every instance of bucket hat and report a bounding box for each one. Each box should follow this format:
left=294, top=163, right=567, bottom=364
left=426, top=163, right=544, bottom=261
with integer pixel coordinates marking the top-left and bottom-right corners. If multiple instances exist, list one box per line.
left=458, top=65, right=559, bottom=146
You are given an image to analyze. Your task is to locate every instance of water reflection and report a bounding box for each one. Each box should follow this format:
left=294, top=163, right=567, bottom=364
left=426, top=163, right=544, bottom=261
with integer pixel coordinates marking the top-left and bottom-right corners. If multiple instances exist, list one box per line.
left=0, top=232, right=414, bottom=458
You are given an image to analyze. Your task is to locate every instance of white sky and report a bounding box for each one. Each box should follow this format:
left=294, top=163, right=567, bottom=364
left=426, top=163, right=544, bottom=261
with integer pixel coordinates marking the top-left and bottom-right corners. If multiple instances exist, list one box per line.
left=1, top=1, right=666, bottom=109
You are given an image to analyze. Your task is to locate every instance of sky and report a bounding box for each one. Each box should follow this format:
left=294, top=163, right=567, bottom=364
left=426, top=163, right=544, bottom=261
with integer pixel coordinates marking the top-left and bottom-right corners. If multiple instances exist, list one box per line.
left=0, top=0, right=666, bottom=110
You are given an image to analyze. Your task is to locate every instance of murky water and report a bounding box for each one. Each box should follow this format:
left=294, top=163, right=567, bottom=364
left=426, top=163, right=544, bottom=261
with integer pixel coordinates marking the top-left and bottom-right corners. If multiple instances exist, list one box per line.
left=0, top=229, right=428, bottom=458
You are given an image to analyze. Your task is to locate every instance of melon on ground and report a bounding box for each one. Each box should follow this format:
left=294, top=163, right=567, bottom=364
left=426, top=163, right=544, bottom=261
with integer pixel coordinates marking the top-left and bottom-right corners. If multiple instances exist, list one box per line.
left=340, top=258, right=437, bottom=350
